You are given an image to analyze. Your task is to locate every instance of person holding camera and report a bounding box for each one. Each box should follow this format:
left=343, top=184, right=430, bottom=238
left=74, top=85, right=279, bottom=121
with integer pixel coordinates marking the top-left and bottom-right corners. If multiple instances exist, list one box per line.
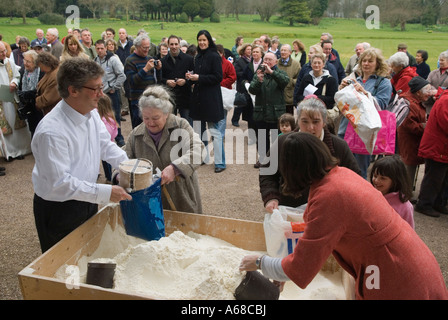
left=124, top=33, right=162, bottom=129
left=17, top=50, right=45, bottom=137
left=249, top=51, right=289, bottom=167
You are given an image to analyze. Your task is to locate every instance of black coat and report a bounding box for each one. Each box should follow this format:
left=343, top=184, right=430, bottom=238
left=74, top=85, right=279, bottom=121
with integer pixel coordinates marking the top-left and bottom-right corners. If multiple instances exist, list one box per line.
left=161, top=52, right=195, bottom=110
left=295, top=72, right=338, bottom=109
left=189, top=48, right=224, bottom=123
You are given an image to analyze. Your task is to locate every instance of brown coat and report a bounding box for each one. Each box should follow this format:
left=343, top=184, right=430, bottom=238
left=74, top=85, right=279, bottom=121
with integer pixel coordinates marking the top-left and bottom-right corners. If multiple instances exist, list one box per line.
left=36, top=67, right=61, bottom=115
left=277, top=57, right=301, bottom=105
left=124, top=114, right=205, bottom=214
left=397, top=91, right=426, bottom=166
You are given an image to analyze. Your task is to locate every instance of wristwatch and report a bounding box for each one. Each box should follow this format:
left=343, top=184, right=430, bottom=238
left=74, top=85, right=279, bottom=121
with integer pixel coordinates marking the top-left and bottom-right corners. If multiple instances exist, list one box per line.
left=255, top=255, right=265, bottom=269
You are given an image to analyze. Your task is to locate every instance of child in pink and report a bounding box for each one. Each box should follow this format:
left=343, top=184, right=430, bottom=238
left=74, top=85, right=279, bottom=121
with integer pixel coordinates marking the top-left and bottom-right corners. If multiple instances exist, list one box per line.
left=370, top=155, right=414, bottom=228
left=97, top=96, right=119, bottom=182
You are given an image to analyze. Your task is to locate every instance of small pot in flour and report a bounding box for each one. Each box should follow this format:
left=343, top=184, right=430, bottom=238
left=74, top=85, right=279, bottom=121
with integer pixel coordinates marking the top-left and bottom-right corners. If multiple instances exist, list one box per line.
left=86, top=262, right=116, bottom=289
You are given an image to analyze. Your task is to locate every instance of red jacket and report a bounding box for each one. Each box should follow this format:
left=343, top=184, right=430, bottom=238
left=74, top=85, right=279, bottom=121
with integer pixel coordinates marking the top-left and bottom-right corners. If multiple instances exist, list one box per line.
left=220, top=56, right=236, bottom=89
left=418, top=90, right=448, bottom=163
left=397, top=91, right=426, bottom=166
left=391, top=66, right=418, bottom=94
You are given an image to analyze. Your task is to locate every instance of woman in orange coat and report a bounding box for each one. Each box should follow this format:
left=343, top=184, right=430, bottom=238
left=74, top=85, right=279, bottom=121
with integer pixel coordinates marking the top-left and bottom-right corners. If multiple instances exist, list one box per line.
left=240, top=132, right=448, bottom=300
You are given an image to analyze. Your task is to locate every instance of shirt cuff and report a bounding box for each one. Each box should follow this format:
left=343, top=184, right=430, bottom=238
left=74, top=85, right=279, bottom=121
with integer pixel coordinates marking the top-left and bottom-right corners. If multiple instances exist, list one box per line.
left=97, top=184, right=112, bottom=204
left=260, top=256, right=290, bottom=282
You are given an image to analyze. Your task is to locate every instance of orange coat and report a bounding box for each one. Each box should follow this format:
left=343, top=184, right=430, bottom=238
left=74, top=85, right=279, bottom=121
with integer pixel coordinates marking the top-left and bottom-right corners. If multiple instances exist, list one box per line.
left=282, top=166, right=448, bottom=300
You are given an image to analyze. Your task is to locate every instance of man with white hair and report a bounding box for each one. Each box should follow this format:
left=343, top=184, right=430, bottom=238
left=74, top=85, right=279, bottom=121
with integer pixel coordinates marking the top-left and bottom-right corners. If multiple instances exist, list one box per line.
left=345, top=42, right=370, bottom=76
left=46, top=28, right=63, bottom=60
left=277, top=44, right=301, bottom=114
left=31, top=28, right=47, bottom=47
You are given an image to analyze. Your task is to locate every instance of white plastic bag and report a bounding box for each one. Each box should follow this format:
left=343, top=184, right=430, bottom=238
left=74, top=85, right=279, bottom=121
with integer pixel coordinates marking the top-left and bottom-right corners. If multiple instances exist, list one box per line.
left=263, top=205, right=306, bottom=258
left=335, top=84, right=382, bottom=154
left=221, top=87, right=236, bottom=111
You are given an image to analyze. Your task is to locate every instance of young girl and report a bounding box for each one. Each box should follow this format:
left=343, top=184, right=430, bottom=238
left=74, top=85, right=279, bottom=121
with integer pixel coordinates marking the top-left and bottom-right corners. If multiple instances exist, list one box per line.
left=370, top=155, right=415, bottom=228
left=278, top=113, right=296, bottom=135
left=97, top=95, right=119, bottom=182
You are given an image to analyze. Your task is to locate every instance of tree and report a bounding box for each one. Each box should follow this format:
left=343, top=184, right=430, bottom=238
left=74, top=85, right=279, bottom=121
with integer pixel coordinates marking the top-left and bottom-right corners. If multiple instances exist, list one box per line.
left=9, top=0, right=54, bottom=24
left=279, top=0, right=311, bottom=25
left=79, top=0, right=105, bottom=19
left=183, top=0, right=200, bottom=21
left=307, top=0, right=328, bottom=24
left=374, top=0, right=420, bottom=31
left=254, top=0, right=279, bottom=22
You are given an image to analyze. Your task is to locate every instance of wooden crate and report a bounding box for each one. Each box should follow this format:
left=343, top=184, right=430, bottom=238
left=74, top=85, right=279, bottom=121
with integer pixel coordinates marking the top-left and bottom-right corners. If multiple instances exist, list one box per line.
left=18, top=204, right=267, bottom=300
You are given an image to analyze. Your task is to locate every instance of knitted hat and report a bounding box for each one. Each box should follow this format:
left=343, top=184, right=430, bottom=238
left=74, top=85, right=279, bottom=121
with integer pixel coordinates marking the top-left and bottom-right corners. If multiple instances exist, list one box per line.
left=409, top=76, right=429, bottom=93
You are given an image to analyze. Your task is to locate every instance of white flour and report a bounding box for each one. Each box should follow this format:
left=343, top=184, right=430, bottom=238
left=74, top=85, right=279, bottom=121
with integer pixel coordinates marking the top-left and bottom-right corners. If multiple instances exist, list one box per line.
left=55, top=223, right=348, bottom=300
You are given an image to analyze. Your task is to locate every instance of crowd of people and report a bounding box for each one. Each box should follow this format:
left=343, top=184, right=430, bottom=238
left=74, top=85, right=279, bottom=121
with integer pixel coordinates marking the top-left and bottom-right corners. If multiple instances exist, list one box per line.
left=0, top=25, right=447, bottom=299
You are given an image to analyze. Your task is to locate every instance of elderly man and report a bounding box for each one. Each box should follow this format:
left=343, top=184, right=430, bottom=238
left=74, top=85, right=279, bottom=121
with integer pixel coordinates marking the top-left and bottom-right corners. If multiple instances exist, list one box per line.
left=31, top=58, right=132, bottom=252
left=161, top=35, right=194, bottom=124
left=80, top=28, right=97, bottom=60
left=345, top=42, right=370, bottom=77
left=46, top=28, right=63, bottom=60
left=31, top=28, right=47, bottom=47
left=94, top=39, right=126, bottom=147
left=0, top=41, right=31, bottom=162
left=124, top=34, right=162, bottom=128
left=249, top=52, right=289, bottom=167
left=277, top=44, right=301, bottom=114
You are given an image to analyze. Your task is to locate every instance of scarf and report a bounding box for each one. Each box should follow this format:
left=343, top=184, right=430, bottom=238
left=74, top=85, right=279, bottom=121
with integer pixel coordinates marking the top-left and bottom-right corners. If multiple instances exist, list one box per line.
left=22, top=68, right=40, bottom=91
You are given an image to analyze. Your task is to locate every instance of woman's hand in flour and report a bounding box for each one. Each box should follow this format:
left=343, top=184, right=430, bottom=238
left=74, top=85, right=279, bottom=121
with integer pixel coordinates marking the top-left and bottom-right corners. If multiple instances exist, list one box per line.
left=239, top=255, right=260, bottom=272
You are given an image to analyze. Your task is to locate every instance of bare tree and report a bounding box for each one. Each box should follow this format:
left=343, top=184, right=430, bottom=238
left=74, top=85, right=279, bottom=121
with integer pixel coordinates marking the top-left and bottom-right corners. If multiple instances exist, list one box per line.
left=79, top=0, right=106, bottom=19
left=253, top=0, right=279, bottom=22
left=10, top=0, right=54, bottom=24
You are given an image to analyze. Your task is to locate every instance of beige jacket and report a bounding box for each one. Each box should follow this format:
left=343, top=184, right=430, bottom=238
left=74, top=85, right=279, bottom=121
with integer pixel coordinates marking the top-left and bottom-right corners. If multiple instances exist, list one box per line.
left=278, top=57, right=301, bottom=105
left=125, top=114, right=205, bottom=214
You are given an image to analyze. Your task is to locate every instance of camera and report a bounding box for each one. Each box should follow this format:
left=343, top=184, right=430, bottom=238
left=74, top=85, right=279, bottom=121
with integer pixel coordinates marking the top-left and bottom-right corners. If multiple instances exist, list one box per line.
left=153, top=60, right=159, bottom=66
left=260, top=65, right=266, bottom=73
left=346, top=79, right=353, bottom=85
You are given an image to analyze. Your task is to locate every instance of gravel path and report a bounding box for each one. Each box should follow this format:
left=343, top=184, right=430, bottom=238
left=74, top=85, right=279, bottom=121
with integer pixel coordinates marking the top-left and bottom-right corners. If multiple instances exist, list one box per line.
left=1, top=110, right=447, bottom=300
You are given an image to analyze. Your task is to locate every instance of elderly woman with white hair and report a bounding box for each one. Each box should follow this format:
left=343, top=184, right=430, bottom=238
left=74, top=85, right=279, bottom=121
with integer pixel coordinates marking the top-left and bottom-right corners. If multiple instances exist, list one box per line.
left=389, top=51, right=418, bottom=95
left=124, top=85, right=205, bottom=214
left=17, top=50, right=45, bottom=136
left=423, top=50, right=448, bottom=115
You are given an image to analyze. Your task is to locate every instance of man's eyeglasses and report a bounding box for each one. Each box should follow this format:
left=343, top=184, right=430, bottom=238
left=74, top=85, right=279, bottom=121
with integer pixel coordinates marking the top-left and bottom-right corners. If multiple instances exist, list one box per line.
left=82, top=85, right=104, bottom=94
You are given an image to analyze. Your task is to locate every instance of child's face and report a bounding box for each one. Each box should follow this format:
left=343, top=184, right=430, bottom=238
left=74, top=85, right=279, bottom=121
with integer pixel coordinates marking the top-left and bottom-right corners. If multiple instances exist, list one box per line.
left=280, top=123, right=292, bottom=134
left=372, top=172, right=393, bottom=195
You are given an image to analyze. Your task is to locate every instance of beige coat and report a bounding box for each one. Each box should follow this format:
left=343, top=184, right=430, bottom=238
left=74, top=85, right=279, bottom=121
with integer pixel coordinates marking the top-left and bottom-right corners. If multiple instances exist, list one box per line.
left=278, top=57, right=301, bottom=106
left=36, top=67, right=61, bottom=115
left=125, top=114, right=205, bottom=214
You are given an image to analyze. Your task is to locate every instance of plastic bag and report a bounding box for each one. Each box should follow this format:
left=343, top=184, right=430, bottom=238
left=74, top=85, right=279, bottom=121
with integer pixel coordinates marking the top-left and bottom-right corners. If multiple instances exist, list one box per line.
left=345, top=110, right=396, bottom=155
left=263, top=205, right=307, bottom=258
left=335, top=84, right=382, bottom=154
left=221, top=87, right=237, bottom=111
left=119, top=178, right=165, bottom=241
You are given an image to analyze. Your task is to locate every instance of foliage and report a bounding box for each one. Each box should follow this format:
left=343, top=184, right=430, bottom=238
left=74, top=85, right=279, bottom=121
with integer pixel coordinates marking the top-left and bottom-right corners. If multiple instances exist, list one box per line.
left=279, top=0, right=311, bottom=25
left=37, top=13, right=65, bottom=25
left=178, top=12, right=189, bottom=23
left=210, top=12, right=220, bottom=23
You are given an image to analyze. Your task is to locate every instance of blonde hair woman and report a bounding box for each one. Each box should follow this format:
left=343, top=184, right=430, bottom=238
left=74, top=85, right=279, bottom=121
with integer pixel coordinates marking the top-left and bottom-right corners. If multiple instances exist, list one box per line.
left=60, top=35, right=89, bottom=62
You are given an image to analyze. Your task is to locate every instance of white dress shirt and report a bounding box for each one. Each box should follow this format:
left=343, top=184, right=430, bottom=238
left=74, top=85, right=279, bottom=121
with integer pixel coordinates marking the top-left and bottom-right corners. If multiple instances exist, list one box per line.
left=32, top=100, right=128, bottom=204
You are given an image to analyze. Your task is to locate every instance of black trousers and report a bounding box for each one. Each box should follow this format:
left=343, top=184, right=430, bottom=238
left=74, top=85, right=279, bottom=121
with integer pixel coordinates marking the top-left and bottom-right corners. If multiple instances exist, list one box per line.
left=33, top=194, right=98, bottom=253
left=418, top=159, right=448, bottom=209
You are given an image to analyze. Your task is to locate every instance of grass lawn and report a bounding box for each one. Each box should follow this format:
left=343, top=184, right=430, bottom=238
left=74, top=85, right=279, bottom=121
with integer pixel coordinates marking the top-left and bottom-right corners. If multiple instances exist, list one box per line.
left=0, top=15, right=447, bottom=68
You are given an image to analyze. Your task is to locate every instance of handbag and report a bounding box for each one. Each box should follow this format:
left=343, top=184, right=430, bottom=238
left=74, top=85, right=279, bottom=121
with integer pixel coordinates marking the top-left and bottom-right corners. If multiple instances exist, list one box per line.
left=234, top=91, right=247, bottom=107
left=345, top=110, right=396, bottom=155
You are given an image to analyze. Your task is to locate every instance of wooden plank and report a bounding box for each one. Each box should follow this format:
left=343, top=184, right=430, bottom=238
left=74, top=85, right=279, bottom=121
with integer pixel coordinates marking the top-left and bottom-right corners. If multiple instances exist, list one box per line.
left=164, top=210, right=266, bottom=252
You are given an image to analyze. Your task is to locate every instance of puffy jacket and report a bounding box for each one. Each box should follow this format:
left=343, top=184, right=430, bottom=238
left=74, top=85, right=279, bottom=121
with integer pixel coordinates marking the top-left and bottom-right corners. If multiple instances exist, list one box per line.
left=418, top=90, right=448, bottom=163
left=94, top=52, right=126, bottom=93
left=249, top=66, right=290, bottom=123
left=391, top=66, right=418, bottom=95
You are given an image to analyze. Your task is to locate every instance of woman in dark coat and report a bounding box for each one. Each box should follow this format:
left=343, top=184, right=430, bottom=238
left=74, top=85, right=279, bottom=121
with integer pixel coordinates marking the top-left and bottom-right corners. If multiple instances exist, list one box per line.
left=231, top=43, right=252, bottom=127
left=186, top=30, right=226, bottom=173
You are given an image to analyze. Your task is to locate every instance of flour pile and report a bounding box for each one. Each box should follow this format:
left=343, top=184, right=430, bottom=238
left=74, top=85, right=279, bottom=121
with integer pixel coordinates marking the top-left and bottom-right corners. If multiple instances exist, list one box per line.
left=112, top=231, right=252, bottom=299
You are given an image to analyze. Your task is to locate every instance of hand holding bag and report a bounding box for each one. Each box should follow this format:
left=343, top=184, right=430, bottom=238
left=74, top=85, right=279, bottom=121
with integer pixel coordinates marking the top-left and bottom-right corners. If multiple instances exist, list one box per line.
left=335, top=84, right=382, bottom=154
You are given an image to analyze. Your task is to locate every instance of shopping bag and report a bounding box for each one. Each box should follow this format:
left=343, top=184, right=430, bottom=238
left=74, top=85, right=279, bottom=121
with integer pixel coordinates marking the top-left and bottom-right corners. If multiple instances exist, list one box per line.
left=119, top=178, right=165, bottom=241
left=263, top=205, right=307, bottom=258
left=335, top=84, right=382, bottom=154
left=344, top=110, right=396, bottom=155
left=221, top=86, right=237, bottom=111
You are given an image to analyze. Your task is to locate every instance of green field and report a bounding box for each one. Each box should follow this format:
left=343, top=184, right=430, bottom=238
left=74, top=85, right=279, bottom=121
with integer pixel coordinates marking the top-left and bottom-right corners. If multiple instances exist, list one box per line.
left=1, top=15, right=447, bottom=68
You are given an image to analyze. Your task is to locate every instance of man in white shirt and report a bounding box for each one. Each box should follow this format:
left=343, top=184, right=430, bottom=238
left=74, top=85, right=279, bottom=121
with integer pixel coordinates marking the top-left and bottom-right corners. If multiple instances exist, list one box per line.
left=32, top=57, right=132, bottom=252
